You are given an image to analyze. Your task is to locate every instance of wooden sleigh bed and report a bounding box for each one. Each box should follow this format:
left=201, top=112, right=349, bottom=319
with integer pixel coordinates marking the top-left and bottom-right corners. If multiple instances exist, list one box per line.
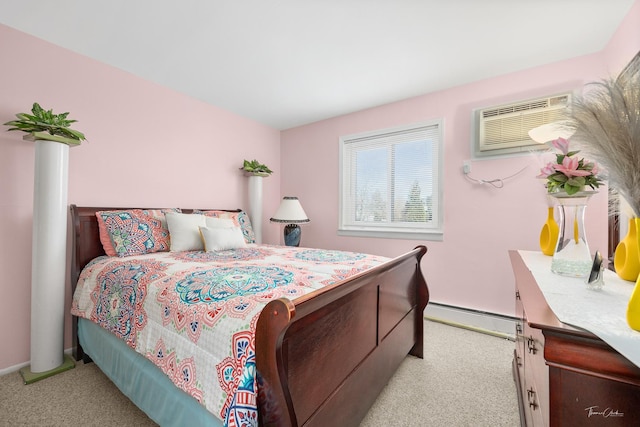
left=69, top=204, right=429, bottom=426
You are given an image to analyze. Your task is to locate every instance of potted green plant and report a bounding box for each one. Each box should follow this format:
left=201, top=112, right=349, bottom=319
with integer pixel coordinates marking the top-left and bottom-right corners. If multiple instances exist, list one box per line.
left=4, top=102, right=86, bottom=145
left=6, top=102, right=85, bottom=382
left=240, top=159, right=273, bottom=177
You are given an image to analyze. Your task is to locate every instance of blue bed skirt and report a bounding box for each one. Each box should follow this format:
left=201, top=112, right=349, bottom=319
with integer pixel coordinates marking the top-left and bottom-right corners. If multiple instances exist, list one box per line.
left=78, top=318, right=223, bottom=427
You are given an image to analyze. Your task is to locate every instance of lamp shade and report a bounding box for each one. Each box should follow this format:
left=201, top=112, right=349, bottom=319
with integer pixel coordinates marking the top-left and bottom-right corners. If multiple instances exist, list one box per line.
left=270, top=196, right=310, bottom=224
left=528, top=121, right=574, bottom=143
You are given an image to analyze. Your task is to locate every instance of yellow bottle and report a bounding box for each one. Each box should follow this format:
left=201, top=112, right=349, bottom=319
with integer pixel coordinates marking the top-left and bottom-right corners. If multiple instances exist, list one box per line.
left=629, top=284, right=640, bottom=331
left=614, top=217, right=640, bottom=281
left=539, top=207, right=559, bottom=256
left=627, top=217, right=640, bottom=331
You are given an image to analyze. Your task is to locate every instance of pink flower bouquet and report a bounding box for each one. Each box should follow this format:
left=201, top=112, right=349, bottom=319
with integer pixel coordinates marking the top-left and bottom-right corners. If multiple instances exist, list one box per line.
left=537, top=137, right=603, bottom=195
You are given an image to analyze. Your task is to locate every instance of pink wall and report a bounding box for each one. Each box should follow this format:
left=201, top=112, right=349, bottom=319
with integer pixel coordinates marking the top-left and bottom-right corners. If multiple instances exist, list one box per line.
left=604, top=0, right=640, bottom=74
left=281, top=2, right=640, bottom=319
left=0, top=25, right=281, bottom=371
left=2, top=2, right=639, bottom=372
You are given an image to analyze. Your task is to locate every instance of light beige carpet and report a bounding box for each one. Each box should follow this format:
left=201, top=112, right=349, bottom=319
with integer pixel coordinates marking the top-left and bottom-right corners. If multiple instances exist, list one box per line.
left=0, top=320, right=519, bottom=426
left=361, top=321, right=519, bottom=426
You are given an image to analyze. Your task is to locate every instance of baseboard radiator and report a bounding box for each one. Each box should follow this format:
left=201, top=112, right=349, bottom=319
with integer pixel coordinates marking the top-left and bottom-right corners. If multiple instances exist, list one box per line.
left=424, top=303, right=515, bottom=340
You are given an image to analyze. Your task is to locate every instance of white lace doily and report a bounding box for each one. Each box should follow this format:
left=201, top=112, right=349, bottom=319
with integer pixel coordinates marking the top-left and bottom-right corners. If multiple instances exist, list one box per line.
left=518, top=250, right=640, bottom=368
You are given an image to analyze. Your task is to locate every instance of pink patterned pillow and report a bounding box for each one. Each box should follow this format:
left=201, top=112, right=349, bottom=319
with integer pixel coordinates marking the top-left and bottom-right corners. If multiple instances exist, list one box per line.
left=194, top=210, right=256, bottom=243
left=96, top=209, right=174, bottom=257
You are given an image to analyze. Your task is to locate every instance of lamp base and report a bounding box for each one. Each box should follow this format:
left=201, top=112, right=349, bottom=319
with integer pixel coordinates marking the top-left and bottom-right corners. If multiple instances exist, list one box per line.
left=284, top=224, right=301, bottom=247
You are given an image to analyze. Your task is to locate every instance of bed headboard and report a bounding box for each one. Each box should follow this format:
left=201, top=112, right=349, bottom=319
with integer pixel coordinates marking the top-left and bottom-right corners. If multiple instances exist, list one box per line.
left=68, top=204, right=242, bottom=361
left=69, top=205, right=241, bottom=291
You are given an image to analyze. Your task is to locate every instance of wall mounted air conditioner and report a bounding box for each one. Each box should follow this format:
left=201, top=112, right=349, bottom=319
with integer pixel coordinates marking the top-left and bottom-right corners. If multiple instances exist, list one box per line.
left=473, top=93, right=571, bottom=157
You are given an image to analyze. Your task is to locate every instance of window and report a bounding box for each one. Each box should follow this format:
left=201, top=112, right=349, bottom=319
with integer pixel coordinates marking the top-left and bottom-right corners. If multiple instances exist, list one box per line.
left=339, top=120, right=443, bottom=240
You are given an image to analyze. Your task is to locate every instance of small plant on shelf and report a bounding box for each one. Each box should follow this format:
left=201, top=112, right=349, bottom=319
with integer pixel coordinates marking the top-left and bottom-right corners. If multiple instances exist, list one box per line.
left=4, top=102, right=86, bottom=146
left=240, top=159, right=273, bottom=176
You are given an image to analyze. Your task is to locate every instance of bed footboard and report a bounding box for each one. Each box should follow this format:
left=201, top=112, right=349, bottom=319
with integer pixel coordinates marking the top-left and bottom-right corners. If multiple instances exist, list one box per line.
left=256, top=245, right=429, bottom=427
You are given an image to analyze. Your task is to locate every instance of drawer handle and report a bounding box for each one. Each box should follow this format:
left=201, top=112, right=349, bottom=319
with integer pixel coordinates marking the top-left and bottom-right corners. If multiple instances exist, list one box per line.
left=527, top=337, right=537, bottom=354
left=527, top=388, right=538, bottom=410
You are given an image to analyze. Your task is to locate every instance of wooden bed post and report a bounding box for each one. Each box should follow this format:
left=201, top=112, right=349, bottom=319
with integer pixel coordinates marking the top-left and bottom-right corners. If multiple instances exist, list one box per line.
left=256, top=298, right=297, bottom=426
left=410, top=245, right=429, bottom=358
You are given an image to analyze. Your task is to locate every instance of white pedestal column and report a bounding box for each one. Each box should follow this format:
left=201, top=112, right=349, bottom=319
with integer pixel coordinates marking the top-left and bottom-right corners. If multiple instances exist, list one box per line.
left=30, top=140, right=69, bottom=373
left=247, top=175, right=263, bottom=244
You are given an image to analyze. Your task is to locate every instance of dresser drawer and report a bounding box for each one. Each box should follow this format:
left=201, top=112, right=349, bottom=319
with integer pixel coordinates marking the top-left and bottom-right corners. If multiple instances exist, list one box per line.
left=523, top=323, right=548, bottom=426
left=523, top=378, right=545, bottom=427
left=549, top=367, right=640, bottom=426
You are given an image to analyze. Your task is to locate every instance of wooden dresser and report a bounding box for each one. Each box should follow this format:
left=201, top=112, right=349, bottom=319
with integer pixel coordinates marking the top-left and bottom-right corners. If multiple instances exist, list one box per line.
left=510, top=250, right=640, bottom=426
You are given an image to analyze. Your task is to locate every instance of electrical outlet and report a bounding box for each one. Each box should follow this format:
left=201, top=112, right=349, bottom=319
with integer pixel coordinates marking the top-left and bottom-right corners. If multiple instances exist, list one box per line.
left=463, top=161, right=471, bottom=174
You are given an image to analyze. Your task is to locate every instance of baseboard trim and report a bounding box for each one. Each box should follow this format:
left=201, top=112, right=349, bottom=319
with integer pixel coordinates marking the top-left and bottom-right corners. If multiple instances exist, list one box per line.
left=0, top=347, right=74, bottom=377
left=425, top=303, right=515, bottom=340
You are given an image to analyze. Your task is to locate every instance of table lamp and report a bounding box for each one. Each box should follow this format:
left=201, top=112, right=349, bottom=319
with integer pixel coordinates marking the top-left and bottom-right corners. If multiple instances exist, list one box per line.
left=270, top=196, right=310, bottom=246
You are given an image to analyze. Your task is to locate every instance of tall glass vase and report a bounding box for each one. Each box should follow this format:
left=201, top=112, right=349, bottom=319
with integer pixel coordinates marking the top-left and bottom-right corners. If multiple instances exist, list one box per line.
left=550, top=192, right=595, bottom=277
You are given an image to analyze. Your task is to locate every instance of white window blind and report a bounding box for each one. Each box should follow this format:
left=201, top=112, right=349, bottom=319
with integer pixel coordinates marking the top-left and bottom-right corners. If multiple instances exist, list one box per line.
left=339, top=120, right=443, bottom=239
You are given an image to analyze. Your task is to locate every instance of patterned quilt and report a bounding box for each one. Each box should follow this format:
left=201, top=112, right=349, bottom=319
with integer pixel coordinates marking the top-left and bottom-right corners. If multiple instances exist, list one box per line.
left=71, top=244, right=388, bottom=426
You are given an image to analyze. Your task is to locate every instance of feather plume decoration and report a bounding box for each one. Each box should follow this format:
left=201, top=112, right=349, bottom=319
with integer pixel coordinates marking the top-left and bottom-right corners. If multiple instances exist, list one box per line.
left=566, top=55, right=640, bottom=216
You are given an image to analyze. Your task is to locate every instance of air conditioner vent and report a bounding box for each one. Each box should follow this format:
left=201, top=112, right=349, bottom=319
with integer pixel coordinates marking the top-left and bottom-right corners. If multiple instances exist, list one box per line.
left=474, top=93, right=571, bottom=157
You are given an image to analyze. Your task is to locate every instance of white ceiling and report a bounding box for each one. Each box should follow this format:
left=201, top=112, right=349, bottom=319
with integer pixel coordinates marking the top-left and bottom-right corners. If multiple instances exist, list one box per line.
left=0, top=0, right=635, bottom=130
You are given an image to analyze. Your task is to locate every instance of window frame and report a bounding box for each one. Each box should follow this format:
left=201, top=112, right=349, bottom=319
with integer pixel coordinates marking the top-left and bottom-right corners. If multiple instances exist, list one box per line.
left=338, top=120, right=444, bottom=241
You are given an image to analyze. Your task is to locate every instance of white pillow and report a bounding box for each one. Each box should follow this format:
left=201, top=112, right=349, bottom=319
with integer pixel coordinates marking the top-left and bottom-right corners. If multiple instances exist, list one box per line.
left=205, top=217, right=234, bottom=228
left=199, top=226, right=247, bottom=251
left=166, top=212, right=207, bottom=251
